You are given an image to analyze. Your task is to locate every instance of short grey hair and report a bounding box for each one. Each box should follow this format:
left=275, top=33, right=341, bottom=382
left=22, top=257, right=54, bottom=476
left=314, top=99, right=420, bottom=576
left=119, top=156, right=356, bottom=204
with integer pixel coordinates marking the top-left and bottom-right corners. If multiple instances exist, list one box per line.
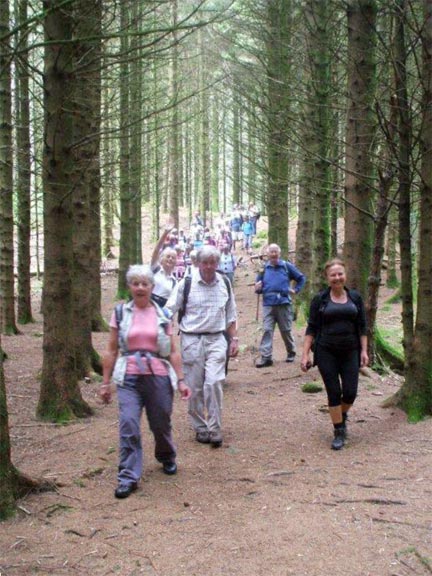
left=268, top=243, right=281, bottom=254
left=197, top=245, right=221, bottom=263
left=126, top=264, right=154, bottom=285
left=159, top=247, right=177, bottom=263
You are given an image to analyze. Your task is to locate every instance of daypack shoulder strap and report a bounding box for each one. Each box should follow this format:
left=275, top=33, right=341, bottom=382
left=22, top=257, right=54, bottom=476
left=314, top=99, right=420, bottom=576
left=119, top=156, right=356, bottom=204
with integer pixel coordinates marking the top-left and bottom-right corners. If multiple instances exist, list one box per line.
left=178, top=272, right=231, bottom=324
left=221, top=273, right=231, bottom=298
left=115, top=302, right=124, bottom=328
left=178, top=275, right=192, bottom=324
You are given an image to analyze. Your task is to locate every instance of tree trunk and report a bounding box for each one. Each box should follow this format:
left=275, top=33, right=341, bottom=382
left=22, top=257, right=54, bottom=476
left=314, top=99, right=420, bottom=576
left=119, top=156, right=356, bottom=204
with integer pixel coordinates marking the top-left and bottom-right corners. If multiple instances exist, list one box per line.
left=308, top=0, right=332, bottom=282
left=0, top=0, right=18, bottom=335
left=394, top=0, right=415, bottom=354
left=265, top=0, right=292, bottom=255
left=38, top=0, right=92, bottom=421
left=86, top=0, right=105, bottom=335
left=71, top=0, right=103, bottom=377
left=343, top=0, right=377, bottom=294
left=117, top=1, right=131, bottom=298
left=200, top=31, right=210, bottom=223
left=0, top=335, right=43, bottom=518
left=385, top=205, right=399, bottom=288
left=169, top=0, right=181, bottom=227
left=129, top=1, right=142, bottom=263
left=211, top=95, right=220, bottom=215
left=297, top=0, right=334, bottom=296
left=232, top=97, right=241, bottom=207
left=101, top=74, right=115, bottom=261
left=15, top=0, right=34, bottom=325
left=0, top=332, right=17, bottom=519
left=395, top=0, right=432, bottom=420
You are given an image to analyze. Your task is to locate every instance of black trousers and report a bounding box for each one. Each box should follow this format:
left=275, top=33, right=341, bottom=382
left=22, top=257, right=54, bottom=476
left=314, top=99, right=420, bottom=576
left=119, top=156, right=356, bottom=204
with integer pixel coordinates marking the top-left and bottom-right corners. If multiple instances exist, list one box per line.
left=316, top=344, right=359, bottom=407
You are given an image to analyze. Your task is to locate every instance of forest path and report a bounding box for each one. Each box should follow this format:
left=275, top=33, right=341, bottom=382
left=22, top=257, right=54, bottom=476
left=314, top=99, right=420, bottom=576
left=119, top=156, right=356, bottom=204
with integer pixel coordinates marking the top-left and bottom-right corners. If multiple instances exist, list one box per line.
left=1, top=262, right=431, bottom=576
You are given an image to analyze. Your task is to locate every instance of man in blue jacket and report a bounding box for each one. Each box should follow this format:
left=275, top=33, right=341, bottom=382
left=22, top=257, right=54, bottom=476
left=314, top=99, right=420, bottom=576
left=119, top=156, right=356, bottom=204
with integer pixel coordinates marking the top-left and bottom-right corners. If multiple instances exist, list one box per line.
left=254, top=244, right=306, bottom=367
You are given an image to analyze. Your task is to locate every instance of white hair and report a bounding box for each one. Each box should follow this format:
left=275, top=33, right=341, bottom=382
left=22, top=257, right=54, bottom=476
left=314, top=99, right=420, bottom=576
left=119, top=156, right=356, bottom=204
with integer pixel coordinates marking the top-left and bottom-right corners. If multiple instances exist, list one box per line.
left=126, top=264, right=154, bottom=285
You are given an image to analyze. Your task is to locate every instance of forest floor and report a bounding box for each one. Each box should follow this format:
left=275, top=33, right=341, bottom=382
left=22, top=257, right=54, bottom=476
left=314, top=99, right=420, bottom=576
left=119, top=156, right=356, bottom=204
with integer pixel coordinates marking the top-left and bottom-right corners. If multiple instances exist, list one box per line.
left=1, top=231, right=432, bottom=576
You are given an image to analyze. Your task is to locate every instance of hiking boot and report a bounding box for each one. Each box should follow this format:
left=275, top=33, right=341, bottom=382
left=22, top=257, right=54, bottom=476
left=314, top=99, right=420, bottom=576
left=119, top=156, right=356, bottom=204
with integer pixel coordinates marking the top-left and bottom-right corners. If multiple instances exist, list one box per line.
left=255, top=358, right=273, bottom=368
left=162, top=462, right=177, bottom=475
left=195, top=431, right=210, bottom=444
left=331, top=428, right=346, bottom=451
left=209, top=430, right=223, bottom=448
left=286, top=352, right=296, bottom=363
left=114, top=482, right=137, bottom=499
left=342, top=412, right=349, bottom=435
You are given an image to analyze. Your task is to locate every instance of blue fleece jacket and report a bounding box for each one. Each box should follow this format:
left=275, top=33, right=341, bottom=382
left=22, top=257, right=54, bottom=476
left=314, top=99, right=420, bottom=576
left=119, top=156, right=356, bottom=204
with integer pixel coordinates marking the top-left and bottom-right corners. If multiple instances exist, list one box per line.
left=256, top=259, right=306, bottom=306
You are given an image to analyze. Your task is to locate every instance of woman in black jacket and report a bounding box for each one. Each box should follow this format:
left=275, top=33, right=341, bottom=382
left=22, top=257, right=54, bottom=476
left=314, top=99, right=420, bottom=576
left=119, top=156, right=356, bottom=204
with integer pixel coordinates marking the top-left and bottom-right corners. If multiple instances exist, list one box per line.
left=301, top=258, right=369, bottom=450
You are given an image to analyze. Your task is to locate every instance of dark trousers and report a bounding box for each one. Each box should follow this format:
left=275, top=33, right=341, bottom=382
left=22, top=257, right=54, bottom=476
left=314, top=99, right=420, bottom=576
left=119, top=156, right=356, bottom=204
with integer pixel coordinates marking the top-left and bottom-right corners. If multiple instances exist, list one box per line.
left=117, top=374, right=176, bottom=486
left=316, top=345, right=359, bottom=407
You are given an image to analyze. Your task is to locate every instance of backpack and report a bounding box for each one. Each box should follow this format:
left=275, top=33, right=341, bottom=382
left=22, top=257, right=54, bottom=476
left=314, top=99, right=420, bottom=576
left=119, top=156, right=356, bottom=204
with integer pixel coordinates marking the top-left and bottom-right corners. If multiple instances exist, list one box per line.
left=114, top=301, right=129, bottom=328
left=177, top=272, right=232, bottom=324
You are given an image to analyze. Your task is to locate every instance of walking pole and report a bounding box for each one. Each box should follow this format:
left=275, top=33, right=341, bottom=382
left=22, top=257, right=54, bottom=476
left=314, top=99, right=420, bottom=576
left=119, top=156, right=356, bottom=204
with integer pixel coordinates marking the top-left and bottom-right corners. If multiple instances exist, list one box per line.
left=256, top=293, right=260, bottom=322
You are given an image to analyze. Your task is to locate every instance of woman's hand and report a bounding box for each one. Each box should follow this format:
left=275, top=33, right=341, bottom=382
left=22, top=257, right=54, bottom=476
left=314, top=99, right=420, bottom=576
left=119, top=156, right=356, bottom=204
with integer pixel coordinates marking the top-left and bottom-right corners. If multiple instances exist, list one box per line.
left=300, top=354, right=312, bottom=372
left=100, top=383, right=112, bottom=404
left=178, top=381, right=192, bottom=400
left=360, top=350, right=369, bottom=367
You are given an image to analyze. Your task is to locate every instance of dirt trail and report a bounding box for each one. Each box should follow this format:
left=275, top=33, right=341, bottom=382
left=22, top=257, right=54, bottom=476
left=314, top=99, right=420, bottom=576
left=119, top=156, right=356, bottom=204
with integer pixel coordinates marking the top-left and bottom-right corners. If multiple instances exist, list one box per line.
left=1, top=262, right=431, bottom=576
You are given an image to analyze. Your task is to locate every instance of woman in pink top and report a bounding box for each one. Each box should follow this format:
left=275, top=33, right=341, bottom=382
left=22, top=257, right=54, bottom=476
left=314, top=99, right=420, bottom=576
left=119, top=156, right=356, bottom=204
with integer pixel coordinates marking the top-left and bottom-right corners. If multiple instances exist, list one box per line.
left=101, top=265, right=191, bottom=499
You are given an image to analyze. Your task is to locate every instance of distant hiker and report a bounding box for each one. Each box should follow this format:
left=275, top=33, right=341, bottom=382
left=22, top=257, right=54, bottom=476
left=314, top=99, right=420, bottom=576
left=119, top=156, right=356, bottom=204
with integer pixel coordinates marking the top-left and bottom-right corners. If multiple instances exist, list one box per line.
left=255, top=243, right=306, bottom=367
left=248, top=202, right=260, bottom=235
left=165, top=246, right=239, bottom=448
left=229, top=205, right=243, bottom=250
left=300, top=258, right=369, bottom=451
left=241, top=214, right=254, bottom=253
left=218, top=243, right=237, bottom=285
left=101, top=265, right=191, bottom=499
left=150, top=225, right=177, bottom=307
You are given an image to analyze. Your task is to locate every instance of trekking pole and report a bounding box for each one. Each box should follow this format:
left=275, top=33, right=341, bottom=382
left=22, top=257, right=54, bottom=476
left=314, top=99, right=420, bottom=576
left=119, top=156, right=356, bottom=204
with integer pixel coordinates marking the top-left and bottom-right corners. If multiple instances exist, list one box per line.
left=256, top=293, right=260, bottom=322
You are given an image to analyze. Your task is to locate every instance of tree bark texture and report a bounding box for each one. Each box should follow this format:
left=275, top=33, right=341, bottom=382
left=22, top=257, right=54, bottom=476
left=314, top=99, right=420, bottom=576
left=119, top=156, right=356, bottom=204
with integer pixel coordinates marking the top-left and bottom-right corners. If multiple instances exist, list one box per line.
left=265, top=0, right=292, bottom=255
left=0, top=0, right=18, bottom=335
left=118, top=1, right=132, bottom=298
left=0, top=333, right=17, bottom=518
left=343, top=0, right=377, bottom=294
left=39, top=0, right=91, bottom=421
left=15, top=0, right=34, bottom=325
left=394, top=0, right=415, bottom=353
left=397, top=0, right=432, bottom=419
left=71, top=0, right=103, bottom=376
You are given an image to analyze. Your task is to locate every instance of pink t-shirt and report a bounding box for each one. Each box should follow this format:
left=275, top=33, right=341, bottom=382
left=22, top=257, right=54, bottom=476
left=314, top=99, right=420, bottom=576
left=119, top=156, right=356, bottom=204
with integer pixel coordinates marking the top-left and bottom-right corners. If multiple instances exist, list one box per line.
left=110, top=306, right=172, bottom=376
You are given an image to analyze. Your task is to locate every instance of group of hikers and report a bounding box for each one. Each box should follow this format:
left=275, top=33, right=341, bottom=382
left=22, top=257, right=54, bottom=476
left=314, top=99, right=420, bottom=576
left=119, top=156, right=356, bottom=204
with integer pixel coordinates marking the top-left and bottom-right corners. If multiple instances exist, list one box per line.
left=101, top=213, right=368, bottom=499
left=148, top=203, right=261, bottom=286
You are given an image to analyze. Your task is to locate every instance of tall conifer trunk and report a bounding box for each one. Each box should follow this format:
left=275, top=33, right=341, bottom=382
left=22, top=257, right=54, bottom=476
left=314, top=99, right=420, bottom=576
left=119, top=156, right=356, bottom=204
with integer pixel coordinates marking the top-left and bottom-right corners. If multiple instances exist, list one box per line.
left=265, top=0, right=291, bottom=255
left=0, top=0, right=18, bottom=335
left=343, top=0, right=377, bottom=294
left=71, top=0, right=102, bottom=377
left=117, top=1, right=131, bottom=298
left=15, top=0, right=34, bottom=325
left=395, top=0, right=432, bottom=419
left=38, top=0, right=92, bottom=420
